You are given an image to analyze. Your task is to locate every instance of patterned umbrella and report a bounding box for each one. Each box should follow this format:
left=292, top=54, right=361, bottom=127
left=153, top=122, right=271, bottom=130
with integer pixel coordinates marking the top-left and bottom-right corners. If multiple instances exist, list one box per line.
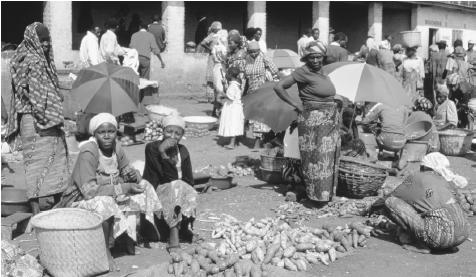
left=266, top=49, right=303, bottom=69
left=72, top=62, right=140, bottom=116
left=322, top=62, right=412, bottom=107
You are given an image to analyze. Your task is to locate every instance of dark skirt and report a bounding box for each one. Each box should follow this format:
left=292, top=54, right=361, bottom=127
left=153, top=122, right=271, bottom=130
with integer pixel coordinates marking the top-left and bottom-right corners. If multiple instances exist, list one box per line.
left=20, top=114, right=69, bottom=199
left=297, top=101, right=341, bottom=202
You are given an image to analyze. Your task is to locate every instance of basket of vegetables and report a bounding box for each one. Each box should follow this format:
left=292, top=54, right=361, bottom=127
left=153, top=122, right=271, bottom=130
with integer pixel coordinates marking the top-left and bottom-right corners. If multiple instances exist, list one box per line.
left=338, top=156, right=388, bottom=198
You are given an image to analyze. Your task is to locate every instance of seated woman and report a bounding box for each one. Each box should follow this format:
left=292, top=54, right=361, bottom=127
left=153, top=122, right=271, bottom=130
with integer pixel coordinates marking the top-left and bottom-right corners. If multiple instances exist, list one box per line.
left=434, top=83, right=458, bottom=129
left=371, top=153, right=470, bottom=253
left=143, top=115, right=197, bottom=249
left=58, top=113, right=162, bottom=272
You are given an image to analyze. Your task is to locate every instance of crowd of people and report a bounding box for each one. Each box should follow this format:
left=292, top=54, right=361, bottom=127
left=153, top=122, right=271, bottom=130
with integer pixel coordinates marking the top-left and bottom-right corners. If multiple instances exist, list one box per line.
left=1, top=16, right=475, bottom=273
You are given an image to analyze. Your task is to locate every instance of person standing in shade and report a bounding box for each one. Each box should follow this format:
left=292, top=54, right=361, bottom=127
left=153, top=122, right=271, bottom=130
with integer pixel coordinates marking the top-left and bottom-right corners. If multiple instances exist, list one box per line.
left=325, top=32, right=349, bottom=65
left=148, top=15, right=166, bottom=53
left=130, top=21, right=165, bottom=79
left=100, top=17, right=125, bottom=65
left=252, top=27, right=267, bottom=54
left=381, top=34, right=392, bottom=50
left=311, top=28, right=320, bottom=43
left=79, top=25, right=102, bottom=68
left=467, top=40, right=476, bottom=66
left=195, top=14, right=209, bottom=47
left=297, top=28, right=313, bottom=57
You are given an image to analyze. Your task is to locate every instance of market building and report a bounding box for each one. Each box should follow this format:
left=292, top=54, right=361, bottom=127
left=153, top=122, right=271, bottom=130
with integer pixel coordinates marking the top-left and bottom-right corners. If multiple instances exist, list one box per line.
left=2, top=1, right=476, bottom=92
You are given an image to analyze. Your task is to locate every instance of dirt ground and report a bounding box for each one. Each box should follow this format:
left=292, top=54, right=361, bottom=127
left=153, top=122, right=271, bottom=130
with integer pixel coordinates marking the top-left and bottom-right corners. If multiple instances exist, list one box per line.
left=2, top=95, right=476, bottom=277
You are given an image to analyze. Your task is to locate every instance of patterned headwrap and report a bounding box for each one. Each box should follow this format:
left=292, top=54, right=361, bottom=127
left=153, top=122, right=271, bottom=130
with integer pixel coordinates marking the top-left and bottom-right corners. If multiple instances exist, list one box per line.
left=209, top=21, right=222, bottom=33
left=300, top=40, right=327, bottom=62
left=89, top=113, right=118, bottom=135
left=228, top=30, right=242, bottom=44
left=6, top=22, right=63, bottom=140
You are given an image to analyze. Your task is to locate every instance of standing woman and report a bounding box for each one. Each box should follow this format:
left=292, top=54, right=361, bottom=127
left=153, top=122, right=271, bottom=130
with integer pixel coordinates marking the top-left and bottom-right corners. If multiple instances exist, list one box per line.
left=226, top=30, right=247, bottom=91
left=400, top=47, right=425, bottom=107
left=6, top=22, right=69, bottom=214
left=274, top=41, right=342, bottom=202
left=243, top=41, right=279, bottom=148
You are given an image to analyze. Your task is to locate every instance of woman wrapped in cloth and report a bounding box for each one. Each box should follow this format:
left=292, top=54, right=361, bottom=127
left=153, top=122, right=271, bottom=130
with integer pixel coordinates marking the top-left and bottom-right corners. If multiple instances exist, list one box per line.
left=57, top=113, right=162, bottom=272
left=370, top=153, right=470, bottom=253
left=274, top=41, right=342, bottom=202
left=143, top=115, right=198, bottom=251
left=6, top=22, right=70, bottom=214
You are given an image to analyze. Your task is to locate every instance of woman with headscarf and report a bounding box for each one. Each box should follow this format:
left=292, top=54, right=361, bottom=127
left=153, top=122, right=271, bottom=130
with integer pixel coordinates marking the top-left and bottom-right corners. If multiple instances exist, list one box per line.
left=400, top=47, right=425, bottom=107
left=199, top=21, right=223, bottom=115
left=58, top=113, right=162, bottom=271
left=244, top=41, right=279, bottom=148
left=226, top=30, right=247, bottom=90
left=370, top=152, right=470, bottom=253
left=210, top=29, right=229, bottom=117
left=6, top=22, right=69, bottom=214
left=274, top=41, right=342, bottom=202
left=142, top=115, right=197, bottom=250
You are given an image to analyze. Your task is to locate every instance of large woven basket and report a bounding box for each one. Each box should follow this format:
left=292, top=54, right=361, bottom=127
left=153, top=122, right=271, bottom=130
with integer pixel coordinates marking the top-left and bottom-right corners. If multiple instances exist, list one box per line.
left=438, top=129, right=474, bottom=156
left=31, top=208, right=109, bottom=277
left=260, top=155, right=287, bottom=171
left=401, top=31, right=421, bottom=47
left=338, top=156, right=388, bottom=199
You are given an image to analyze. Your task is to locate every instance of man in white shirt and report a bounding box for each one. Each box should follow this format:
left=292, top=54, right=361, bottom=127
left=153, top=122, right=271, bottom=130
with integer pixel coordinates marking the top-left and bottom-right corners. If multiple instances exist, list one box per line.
left=100, top=18, right=125, bottom=65
left=79, top=26, right=102, bottom=68
left=297, top=28, right=312, bottom=57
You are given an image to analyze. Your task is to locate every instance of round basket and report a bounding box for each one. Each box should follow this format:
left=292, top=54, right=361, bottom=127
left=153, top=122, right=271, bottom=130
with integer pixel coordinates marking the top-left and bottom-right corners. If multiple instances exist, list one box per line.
left=145, top=105, right=178, bottom=124
left=184, top=116, right=218, bottom=131
left=338, top=156, right=388, bottom=199
left=31, top=208, right=109, bottom=277
left=401, top=31, right=421, bottom=47
left=438, top=129, right=474, bottom=156
left=405, top=120, right=432, bottom=141
left=260, top=155, right=287, bottom=171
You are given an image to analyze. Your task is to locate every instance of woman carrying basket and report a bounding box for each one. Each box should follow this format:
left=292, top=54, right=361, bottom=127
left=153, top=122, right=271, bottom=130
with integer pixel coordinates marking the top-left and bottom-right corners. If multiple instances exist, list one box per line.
left=274, top=41, right=342, bottom=202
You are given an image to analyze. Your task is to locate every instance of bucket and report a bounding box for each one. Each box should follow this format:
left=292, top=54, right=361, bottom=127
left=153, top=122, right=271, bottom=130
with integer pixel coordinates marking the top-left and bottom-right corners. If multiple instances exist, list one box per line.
left=403, top=140, right=429, bottom=162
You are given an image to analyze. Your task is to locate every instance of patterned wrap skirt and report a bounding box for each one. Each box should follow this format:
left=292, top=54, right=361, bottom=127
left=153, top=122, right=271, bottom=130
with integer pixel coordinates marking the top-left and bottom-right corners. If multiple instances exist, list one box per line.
left=20, top=114, right=69, bottom=199
left=385, top=196, right=470, bottom=250
left=297, top=101, right=342, bottom=202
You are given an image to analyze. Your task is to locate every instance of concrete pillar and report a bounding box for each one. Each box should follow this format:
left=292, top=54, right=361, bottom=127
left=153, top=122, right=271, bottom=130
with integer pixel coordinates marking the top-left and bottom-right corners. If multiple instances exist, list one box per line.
left=368, top=2, right=383, bottom=42
left=247, top=1, right=266, bottom=43
left=162, top=1, right=185, bottom=54
left=312, top=1, right=330, bottom=44
left=43, top=1, right=73, bottom=68
left=410, top=5, right=429, bottom=59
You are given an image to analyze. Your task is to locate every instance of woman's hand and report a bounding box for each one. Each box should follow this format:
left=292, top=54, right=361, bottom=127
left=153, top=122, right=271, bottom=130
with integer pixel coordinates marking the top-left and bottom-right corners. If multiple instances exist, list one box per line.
left=158, top=138, right=178, bottom=159
left=122, top=183, right=145, bottom=195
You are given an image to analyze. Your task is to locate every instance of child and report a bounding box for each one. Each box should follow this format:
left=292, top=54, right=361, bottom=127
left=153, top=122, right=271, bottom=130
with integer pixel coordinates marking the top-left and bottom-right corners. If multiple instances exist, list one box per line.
left=218, top=67, right=244, bottom=149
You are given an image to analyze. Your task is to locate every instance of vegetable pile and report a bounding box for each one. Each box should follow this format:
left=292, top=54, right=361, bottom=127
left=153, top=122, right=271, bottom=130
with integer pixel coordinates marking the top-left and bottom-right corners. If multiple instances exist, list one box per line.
left=144, top=120, right=164, bottom=142
left=120, top=135, right=136, bottom=146
left=457, top=189, right=476, bottom=216
left=182, top=216, right=375, bottom=276
left=196, top=163, right=256, bottom=179
left=184, top=127, right=210, bottom=138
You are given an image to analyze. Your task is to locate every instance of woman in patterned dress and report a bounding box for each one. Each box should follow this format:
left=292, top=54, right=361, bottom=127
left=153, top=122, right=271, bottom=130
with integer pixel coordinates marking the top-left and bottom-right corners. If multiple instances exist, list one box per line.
left=274, top=41, right=342, bottom=202
left=6, top=22, right=70, bottom=214
left=372, top=153, right=470, bottom=252
left=243, top=41, right=279, bottom=148
left=58, top=113, right=162, bottom=272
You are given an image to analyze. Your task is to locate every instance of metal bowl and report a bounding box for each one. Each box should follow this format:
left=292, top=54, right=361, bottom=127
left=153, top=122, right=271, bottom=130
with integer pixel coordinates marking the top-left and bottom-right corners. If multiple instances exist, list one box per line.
left=1, top=188, right=31, bottom=216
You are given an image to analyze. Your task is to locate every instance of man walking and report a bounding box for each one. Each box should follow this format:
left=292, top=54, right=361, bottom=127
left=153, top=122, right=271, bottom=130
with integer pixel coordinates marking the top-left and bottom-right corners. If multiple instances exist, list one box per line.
left=297, top=28, right=312, bottom=57
left=148, top=15, right=166, bottom=53
left=79, top=25, right=102, bottom=68
left=130, top=21, right=166, bottom=79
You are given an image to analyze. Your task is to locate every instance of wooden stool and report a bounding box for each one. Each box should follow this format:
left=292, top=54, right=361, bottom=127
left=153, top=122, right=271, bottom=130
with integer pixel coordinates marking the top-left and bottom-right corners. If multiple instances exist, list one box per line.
left=1, top=212, right=32, bottom=240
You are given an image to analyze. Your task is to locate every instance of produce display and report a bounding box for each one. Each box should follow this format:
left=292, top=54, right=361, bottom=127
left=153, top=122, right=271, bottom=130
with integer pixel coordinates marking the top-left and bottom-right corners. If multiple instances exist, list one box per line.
left=415, top=96, right=433, bottom=112
left=196, top=163, right=256, bottom=179
left=170, top=216, right=374, bottom=276
left=120, top=135, right=136, bottom=146
left=185, top=127, right=210, bottom=138
left=457, top=189, right=476, bottom=216
left=144, top=120, right=164, bottom=142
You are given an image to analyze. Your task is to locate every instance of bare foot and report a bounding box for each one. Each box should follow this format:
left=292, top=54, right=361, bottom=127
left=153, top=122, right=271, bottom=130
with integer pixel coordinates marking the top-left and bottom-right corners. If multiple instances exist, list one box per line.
left=107, top=251, right=119, bottom=272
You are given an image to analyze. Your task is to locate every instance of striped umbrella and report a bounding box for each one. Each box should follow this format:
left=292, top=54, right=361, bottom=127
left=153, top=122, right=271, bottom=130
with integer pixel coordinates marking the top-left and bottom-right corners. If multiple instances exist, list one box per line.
left=322, top=62, right=412, bottom=107
left=72, top=62, right=140, bottom=116
left=266, top=49, right=303, bottom=69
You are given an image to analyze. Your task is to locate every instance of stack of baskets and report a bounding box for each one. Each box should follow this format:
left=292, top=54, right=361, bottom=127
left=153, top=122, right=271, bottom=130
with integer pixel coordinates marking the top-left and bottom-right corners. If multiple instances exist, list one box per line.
left=259, top=153, right=286, bottom=184
left=31, top=208, right=109, bottom=277
left=338, top=156, right=388, bottom=199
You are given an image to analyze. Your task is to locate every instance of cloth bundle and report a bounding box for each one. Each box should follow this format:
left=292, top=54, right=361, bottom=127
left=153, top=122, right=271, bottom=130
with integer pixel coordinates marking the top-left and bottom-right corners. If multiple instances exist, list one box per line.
left=421, top=152, right=468, bottom=188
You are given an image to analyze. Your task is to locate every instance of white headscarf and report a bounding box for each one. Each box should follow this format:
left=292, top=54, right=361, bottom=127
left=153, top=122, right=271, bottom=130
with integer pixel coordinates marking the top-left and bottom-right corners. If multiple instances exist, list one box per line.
left=421, top=152, right=468, bottom=188
left=163, top=114, right=185, bottom=130
left=89, top=113, right=118, bottom=135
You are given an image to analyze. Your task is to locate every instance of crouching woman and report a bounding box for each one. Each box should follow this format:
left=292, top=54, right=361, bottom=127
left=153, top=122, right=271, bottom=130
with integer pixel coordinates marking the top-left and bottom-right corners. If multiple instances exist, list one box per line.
left=57, top=113, right=162, bottom=271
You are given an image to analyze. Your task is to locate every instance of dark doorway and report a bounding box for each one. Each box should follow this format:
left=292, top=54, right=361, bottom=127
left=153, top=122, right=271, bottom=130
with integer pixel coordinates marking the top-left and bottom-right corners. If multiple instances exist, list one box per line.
left=266, top=1, right=312, bottom=51
left=1, top=1, right=44, bottom=45
left=330, top=2, right=368, bottom=53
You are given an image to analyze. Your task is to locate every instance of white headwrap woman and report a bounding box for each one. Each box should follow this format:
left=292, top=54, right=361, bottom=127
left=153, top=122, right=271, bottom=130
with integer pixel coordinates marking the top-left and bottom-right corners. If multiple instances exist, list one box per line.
left=58, top=113, right=162, bottom=272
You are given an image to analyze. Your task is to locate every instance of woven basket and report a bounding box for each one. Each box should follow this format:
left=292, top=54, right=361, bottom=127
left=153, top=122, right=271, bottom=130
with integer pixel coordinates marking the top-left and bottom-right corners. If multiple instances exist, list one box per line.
left=401, top=31, right=421, bottom=47
left=338, top=156, right=388, bottom=198
left=260, top=155, right=287, bottom=171
left=31, top=208, right=109, bottom=277
left=403, top=140, right=429, bottom=162
left=438, top=129, right=474, bottom=156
